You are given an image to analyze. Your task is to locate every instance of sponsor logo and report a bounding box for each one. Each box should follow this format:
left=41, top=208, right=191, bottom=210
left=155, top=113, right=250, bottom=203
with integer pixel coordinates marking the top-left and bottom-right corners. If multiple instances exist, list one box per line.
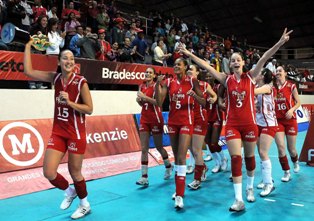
left=288, top=127, right=296, bottom=134
left=102, top=68, right=146, bottom=80
left=56, top=92, right=67, bottom=105
left=181, top=126, right=190, bottom=132
left=86, top=128, right=128, bottom=143
left=0, top=122, right=44, bottom=166
left=194, top=125, right=202, bottom=132
left=152, top=126, right=160, bottom=133
left=68, top=142, right=77, bottom=152
left=0, top=59, right=24, bottom=72
left=245, top=131, right=256, bottom=139
left=226, top=129, right=235, bottom=137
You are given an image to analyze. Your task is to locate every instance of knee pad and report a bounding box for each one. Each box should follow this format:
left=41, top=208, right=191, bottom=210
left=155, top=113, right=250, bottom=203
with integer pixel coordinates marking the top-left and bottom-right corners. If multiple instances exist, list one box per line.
left=231, top=155, right=242, bottom=177
left=245, top=156, right=256, bottom=171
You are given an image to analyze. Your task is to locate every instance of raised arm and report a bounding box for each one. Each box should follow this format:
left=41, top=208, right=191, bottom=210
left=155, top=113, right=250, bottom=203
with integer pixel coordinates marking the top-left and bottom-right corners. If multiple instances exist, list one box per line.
left=254, top=84, right=272, bottom=95
left=24, top=39, right=55, bottom=82
left=179, top=46, right=227, bottom=84
left=251, top=28, right=293, bottom=78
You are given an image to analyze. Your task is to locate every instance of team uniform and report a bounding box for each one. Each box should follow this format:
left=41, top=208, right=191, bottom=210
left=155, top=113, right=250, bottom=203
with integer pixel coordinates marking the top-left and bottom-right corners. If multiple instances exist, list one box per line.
left=255, top=84, right=277, bottom=196
left=165, top=75, right=196, bottom=135
left=274, top=80, right=299, bottom=176
left=139, top=83, right=164, bottom=134
left=256, top=84, right=278, bottom=137
left=274, top=81, right=298, bottom=136
left=47, top=73, right=88, bottom=154
left=193, top=80, right=208, bottom=136
left=207, top=83, right=224, bottom=128
left=225, top=72, right=258, bottom=142
left=206, top=83, right=227, bottom=173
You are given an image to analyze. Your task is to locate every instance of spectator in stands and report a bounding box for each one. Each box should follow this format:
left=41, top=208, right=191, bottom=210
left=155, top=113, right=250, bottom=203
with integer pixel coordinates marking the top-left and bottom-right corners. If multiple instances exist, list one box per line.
left=64, top=12, right=81, bottom=49
left=106, top=42, right=120, bottom=62
left=96, top=29, right=111, bottom=61
left=23, top=38, right=93, bottom=220
left=125, top=22, right=138, bottom=42
left=224, top=36, right=232, bottom=51
left=167, top=29, right=176, bottom=53
left=69, top=25, right=84, bottom=57
left=111, top=17, right=125, bottom=47
left=47, top=5, right=58, bottom=20
left=119, top=37, right=134, bottom=63
left=165, top=19, right=172, bottom=35
left=181, top=20, right=188, bottom=34
left=77, top=27, right=100, bottom=59
left=20, top=0, right=33, bottom=31
left=32, top=0, right=47, bottom=24
left=96, top=5, right=110, bottom=33
left=151, top=36, right=167, bottom=54
left=46, top=18, right=66, bottom=55
left=266, top=58, right=277, bottom=75
left=61, top=1, right=80, bottom=20
left=211, top=50, right=222, bottom=72
left=29, top=14, right=48, bottom=36
left=156, top=21, right=165, bottom=37
left=6, top=0, right=26, bottom=29
left=87, top=0, right=98, bottom=32
left=153, top=40, right=172, bottom=66
left=222, top=50, right=231, bottom=74
left=131, top=28, right=148, bottom=64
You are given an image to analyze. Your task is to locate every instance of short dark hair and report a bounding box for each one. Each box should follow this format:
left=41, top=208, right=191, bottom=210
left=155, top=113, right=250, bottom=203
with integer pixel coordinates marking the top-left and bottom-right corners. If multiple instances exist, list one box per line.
left=262, top=68, right=273, bottom=84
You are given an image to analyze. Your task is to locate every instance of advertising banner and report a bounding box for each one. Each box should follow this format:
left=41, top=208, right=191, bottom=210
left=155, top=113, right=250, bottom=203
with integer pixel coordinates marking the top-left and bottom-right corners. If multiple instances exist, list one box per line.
left=0, top=115, right=141, bottom=173
left=0, top=50, right=174, bottom=85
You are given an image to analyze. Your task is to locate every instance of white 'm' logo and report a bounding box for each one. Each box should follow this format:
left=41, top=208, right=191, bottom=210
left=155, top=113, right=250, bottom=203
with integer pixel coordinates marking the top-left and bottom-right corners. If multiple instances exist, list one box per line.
left=0, top=122, right=44, bottom=166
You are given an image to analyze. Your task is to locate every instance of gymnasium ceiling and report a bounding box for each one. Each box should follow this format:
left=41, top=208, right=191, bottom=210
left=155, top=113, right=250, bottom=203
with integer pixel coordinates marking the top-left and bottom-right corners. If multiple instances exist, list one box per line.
left=122, top=0, right=314, bottom=49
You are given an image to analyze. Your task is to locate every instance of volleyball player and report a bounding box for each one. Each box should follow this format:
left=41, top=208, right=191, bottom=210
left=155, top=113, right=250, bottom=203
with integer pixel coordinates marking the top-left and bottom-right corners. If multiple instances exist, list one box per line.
left=274, top=65, right=301, bottom=182
left=24, top=39, right=93, bottom=219
left=155, top=58, right=205, bottom=209
left=179, top=28, right=292, bottom=211
left=136, top=67, right=172, bottom=187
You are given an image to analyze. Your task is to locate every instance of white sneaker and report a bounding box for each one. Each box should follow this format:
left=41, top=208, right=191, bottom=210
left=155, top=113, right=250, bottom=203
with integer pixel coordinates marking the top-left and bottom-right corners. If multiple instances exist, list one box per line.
left=201, top=165, right=208, bottom=181
left=204, top=154, right=212, bottom=162
left=246, top=188, right=255, bottom=202
left=188, top=179, right=201, bottom=190
left=174, top=196, right=184, bottom=209
left=136, top=177, right=149, bottom=186
left=186, top=165, right=194, bottom=174
left=164, top=165, right=172, bottom=180
left=229, top=200, right=245, bottom=212
left=260, top=183, right=275, bottom=197
left=172, top=192, right=176, bottom=200
left=293, top=161, right=300, bottom=173
left=256, top=180, right=265, bottom=189
left=281, top=171, right=291, bottom=182
left=71, top=204, right=91, bottom=219
left=211, top=164, right=221, bottom=173
left=221, top=158, right=228, bottom=171
left=60, top=193, right=77, bottom=210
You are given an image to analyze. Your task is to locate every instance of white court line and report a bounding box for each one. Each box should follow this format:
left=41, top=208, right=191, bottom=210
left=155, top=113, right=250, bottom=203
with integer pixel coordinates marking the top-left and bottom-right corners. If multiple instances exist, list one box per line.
left=264, top=198, right=276, bottom=202
left=291, top=203, right=304, bottom=207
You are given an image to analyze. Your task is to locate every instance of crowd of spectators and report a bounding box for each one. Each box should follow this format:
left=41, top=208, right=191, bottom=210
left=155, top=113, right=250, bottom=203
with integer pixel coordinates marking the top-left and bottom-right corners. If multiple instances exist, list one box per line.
left=0, top=0, right=313, bottom=85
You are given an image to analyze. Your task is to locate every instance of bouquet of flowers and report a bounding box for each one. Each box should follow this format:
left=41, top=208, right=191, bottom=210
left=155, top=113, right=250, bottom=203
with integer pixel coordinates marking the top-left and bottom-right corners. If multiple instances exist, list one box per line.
left=31, top=34, right=52, bottom=51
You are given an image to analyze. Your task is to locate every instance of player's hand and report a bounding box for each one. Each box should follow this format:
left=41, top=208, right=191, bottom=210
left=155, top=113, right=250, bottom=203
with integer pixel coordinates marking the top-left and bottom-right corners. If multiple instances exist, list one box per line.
left=279, top=28, right=293, bottom=45
left=60, top=91, right=70, bottom=104
left=187, top=89, right=196, bottom=97
left=285, top=109, right=294, bottom=120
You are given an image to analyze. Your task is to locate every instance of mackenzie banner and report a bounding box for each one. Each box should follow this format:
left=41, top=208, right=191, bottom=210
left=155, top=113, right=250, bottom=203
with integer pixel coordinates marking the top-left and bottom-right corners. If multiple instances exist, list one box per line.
left=0, top=115, right=141, bottom=173
left=0, top=50, right=174, bottom=85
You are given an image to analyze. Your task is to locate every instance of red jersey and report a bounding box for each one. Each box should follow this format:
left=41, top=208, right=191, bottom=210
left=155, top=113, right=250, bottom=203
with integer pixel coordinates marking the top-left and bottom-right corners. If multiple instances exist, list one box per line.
left=225, top=72, right=256, bottom=126
left=52, top=73, right=87, bottom=139
left=274, top=81, right=297, bottom=120
left=194, top=81, right=208, bottom=123
left=165, top=76, right=195, bottom=125
left=207, top=83, right=223, bottom=122
left=139, top=83, right=163, bottom=124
